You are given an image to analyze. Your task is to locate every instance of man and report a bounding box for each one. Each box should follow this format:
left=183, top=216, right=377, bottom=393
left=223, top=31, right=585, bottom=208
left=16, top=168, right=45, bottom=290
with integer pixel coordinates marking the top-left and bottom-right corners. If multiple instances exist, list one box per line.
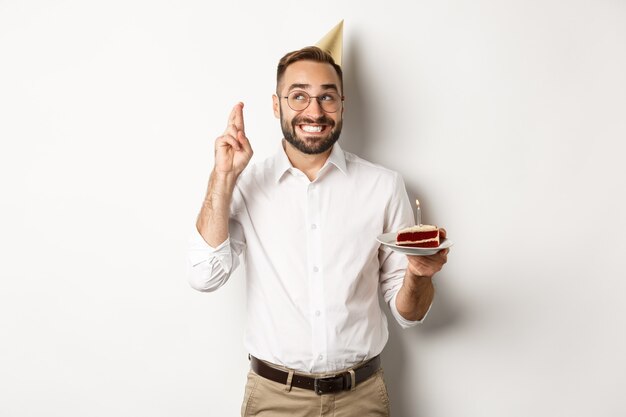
left=187, top=46, right=449, bottom=416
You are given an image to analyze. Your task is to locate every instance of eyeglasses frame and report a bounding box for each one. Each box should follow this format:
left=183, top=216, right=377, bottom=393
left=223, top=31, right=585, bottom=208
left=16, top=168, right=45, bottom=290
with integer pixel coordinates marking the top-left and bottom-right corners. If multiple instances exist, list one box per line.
left=281, top=90, right=345, bottom=113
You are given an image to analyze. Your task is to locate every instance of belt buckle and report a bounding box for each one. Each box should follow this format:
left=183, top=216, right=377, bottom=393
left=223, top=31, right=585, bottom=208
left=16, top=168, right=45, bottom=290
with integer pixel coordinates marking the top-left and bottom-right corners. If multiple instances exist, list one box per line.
left=314, top=374, right=344, bottom=395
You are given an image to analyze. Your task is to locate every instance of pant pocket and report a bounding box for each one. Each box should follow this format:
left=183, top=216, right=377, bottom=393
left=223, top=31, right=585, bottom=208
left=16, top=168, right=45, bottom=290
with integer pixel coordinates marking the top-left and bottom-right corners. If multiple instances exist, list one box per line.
left=375, top=370, right=391, bottom=413
left=241, top=370, right=259, bottom=417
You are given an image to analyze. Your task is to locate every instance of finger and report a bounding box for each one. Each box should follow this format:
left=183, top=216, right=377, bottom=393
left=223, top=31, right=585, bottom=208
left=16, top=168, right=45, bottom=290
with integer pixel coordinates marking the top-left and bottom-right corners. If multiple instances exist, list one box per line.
left=439, top=250, right=448, bottom=263
left=234, top=102, right=245, bottom=133
left=225, top=123, right=239, bottom=140
left=412, top=253, right=446, bottom=270
left=225, top=103, right=243, bottom=134
left=422, top=255, right=443, bottom=267
left=225, top=105, right=238, bottom=133
left=417, top=255, right=446, bottom=273
left=216, top=134, right=241, bottom=151
left=430, top=249, right=447, bottom=263
left=439, top=228, right=447, bottom=239
left=407, top=255, right=433, bottom=270
left=237, top=130, right=253, bottom=154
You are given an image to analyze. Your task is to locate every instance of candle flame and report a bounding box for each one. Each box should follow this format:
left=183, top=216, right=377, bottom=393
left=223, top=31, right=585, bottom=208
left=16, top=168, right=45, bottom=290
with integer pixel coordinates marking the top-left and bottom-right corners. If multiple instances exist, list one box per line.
left=415, top=199, right=421, bottom=226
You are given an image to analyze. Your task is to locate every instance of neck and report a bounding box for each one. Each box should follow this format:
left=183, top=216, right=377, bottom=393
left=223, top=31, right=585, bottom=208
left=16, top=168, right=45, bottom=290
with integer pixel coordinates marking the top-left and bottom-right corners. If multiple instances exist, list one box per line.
left=282, top=139, right=332, bottom=181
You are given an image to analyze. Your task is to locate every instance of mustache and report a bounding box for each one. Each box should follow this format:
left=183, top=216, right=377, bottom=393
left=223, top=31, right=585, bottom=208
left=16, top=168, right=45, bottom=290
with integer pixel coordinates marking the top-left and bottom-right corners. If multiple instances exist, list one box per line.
left=291, top=115, right=335, bottom=127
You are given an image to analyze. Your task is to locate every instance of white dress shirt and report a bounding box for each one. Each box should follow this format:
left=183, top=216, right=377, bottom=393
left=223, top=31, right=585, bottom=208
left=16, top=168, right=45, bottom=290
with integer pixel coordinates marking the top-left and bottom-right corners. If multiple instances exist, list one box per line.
left=188, top=142, right=428, bottom=373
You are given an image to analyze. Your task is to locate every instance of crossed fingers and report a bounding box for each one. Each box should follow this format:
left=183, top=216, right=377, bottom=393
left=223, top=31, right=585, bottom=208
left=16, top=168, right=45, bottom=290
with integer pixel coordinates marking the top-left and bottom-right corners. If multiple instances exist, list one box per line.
left=219, top=103, right=246, bottom=151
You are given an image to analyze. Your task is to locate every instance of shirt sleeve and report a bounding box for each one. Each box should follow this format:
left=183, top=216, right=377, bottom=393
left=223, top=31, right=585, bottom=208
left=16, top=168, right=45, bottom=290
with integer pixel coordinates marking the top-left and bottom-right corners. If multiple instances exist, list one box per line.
left=378, top=172, right=432, bottom=328
left=186, top=187, right=246, bottom=292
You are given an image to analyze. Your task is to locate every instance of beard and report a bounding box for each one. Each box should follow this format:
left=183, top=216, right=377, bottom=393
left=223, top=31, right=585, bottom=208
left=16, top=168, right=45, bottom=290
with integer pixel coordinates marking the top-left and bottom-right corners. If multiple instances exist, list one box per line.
left=280, top=108, right=343, bottom=155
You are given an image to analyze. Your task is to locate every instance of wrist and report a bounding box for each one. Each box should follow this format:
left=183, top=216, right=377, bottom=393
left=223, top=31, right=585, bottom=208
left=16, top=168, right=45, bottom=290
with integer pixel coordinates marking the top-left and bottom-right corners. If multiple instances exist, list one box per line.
left=211, top=169, right=239, bottom=183
left=209, top=169, right=237, bottom=193
left=403, top=270, right=433, bottom=292
left=201, top=170, right=237, bottom=211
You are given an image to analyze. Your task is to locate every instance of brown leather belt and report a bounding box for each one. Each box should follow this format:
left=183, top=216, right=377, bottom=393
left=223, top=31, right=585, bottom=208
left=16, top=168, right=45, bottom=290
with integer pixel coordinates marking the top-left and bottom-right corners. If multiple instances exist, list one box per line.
left=249, top=355, right=381, bottom=395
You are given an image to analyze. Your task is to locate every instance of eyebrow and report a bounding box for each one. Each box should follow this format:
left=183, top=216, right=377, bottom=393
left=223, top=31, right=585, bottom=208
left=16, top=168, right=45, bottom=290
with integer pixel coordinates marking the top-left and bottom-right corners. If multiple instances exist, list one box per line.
left=287, top=83, right=340, bottom=93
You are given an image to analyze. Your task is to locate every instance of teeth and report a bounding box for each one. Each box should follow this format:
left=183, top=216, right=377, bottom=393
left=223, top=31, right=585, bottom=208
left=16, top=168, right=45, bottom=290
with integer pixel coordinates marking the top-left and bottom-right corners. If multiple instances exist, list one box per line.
left=301, top=125, right=323, bottom=133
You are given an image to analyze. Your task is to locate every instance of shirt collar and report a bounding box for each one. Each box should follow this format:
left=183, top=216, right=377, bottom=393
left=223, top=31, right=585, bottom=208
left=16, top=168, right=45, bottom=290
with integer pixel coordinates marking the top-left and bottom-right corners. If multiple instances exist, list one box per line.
left=273, top=140, right=348, bottom=183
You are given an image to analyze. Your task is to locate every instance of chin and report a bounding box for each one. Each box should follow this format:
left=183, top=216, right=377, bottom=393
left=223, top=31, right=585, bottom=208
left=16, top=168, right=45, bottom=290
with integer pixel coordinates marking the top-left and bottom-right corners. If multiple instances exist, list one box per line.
left=288, top=134, right=339, bottom=155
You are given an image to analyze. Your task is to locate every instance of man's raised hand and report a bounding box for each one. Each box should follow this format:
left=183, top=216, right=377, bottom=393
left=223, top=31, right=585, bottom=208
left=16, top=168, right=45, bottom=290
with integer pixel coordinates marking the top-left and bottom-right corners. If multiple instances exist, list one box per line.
left=214, top=102, right=253, bottom=176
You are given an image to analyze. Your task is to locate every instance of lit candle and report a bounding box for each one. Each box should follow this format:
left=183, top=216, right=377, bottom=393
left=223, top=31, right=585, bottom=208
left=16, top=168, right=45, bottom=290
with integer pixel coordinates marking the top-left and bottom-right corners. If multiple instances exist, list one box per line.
left=415, top=199, right=421, bottom=226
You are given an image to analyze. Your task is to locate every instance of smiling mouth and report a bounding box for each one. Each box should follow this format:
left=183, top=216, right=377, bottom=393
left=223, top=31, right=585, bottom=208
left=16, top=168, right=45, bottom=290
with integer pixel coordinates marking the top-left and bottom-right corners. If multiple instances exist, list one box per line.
left=298, top=124, right=328, bottom=134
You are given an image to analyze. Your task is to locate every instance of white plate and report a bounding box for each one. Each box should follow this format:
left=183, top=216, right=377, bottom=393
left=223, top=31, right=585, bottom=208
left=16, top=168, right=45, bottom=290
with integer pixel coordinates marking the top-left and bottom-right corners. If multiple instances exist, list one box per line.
left=377, top=232, right=453, bottom=256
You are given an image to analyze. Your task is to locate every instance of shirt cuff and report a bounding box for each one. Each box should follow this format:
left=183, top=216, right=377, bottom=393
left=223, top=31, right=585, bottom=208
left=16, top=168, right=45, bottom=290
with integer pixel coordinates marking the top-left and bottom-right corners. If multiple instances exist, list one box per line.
left=389, top=290, right=432, bottom=329
left=188, top=227, right=232, bottom=267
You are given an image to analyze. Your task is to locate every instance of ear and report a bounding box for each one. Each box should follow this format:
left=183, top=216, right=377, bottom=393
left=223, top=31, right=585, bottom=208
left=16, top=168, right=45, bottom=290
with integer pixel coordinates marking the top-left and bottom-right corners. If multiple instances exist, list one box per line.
left=272, top=94, right=280, bottom=119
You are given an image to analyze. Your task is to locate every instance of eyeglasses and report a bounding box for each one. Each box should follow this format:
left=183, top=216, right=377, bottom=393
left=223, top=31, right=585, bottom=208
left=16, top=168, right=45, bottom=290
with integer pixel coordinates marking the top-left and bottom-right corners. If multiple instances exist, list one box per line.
left=282, top=90, right=344, bottom=113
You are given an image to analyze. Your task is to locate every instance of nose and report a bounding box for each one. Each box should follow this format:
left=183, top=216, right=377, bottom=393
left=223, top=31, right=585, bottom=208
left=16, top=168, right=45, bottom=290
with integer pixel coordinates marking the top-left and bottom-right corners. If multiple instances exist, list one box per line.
left=304, top=97, right=325, bottom=118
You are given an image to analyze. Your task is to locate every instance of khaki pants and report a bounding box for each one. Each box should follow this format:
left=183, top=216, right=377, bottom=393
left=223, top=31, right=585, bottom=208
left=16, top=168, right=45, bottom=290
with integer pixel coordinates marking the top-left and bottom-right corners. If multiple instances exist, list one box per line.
left=241, top=368, right=391, bottom=417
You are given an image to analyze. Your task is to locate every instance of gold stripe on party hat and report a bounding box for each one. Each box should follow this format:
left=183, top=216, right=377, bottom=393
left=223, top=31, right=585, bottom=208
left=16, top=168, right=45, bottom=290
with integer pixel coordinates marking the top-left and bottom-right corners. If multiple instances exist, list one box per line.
left=315, top=20, right=343, bottom=67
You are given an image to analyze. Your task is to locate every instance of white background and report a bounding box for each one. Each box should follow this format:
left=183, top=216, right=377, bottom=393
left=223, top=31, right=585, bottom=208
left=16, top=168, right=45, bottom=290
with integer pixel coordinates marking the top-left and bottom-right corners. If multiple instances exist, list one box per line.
left=1, top=1, right=625, bottom=416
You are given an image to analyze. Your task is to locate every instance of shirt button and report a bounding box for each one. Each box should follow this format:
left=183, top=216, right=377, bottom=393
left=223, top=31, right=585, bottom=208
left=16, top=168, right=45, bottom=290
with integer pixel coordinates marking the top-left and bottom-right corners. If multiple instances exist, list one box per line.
left=317, top=355, right=323, bottom=361
left=311, top=224, right=317, bottom=230
left=313, top=266, right=319, bottom=273
left=315, top=310, right=321, bottom=317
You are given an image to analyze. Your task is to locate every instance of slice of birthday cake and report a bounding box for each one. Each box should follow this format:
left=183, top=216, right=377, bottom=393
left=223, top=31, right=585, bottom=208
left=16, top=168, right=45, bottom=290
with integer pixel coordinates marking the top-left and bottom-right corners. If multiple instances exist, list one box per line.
left=396, top=225, right=440, bottom=248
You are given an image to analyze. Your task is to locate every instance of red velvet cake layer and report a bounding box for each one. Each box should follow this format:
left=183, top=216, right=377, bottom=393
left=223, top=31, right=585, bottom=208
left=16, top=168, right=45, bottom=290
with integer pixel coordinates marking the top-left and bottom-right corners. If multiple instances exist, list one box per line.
left=396, top=230, right=439, bottom=243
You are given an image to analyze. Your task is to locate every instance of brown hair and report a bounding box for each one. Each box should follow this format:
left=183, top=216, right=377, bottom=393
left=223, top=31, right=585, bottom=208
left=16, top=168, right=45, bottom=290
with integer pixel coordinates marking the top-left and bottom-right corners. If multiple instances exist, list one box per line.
left=276, top=46, right=343, bottom=94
